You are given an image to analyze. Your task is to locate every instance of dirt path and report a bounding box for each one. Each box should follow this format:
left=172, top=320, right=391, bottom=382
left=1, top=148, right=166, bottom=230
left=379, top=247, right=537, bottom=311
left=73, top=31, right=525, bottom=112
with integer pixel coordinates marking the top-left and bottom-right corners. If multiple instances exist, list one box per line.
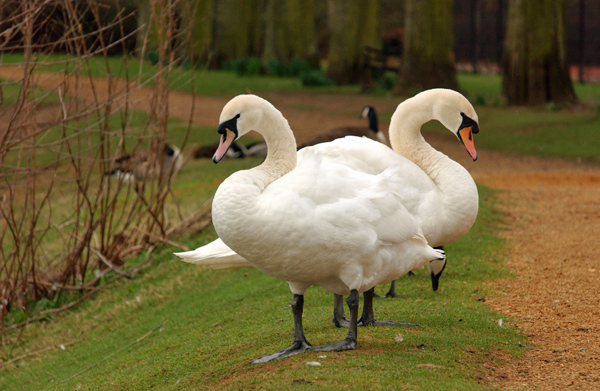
left=448, top=144, right=600, bottom=389
left=3, top=66, right=600, bottom=389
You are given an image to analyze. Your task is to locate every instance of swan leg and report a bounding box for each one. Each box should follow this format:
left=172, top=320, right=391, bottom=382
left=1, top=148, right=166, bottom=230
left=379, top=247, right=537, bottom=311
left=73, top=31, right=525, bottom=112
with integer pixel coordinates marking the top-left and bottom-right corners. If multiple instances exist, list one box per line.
left=250, top=294, right=311, bottom=364
left=386, top=280, right=397, bottom=297
left=359, top=287, right=419, bottom=327
left=332, top=294, right=350, bottom=327
left=375, top=280, right=399, bottom=298
left=311, top=290, right=358, bottom=352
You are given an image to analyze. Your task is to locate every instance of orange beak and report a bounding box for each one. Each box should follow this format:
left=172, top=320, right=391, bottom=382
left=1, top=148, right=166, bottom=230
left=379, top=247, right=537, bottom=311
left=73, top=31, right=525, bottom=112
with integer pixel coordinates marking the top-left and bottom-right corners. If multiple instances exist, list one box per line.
left=458, top=126, right=477, bottom=161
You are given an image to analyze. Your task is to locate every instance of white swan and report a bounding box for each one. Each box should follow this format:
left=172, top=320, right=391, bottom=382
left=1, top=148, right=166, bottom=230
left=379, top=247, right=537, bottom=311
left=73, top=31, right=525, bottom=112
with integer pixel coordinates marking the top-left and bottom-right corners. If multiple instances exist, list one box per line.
left=317, top=90, right=478, bottom=292
left=177, top=89, right=479, bottom=300
left=178, top=94, right=445, bottom=363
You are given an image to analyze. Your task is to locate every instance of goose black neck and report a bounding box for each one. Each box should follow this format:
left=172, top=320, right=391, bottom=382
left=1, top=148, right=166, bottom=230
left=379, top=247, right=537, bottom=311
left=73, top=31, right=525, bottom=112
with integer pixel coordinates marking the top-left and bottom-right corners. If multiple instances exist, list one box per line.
left=367, top=107, right=378, bottom=133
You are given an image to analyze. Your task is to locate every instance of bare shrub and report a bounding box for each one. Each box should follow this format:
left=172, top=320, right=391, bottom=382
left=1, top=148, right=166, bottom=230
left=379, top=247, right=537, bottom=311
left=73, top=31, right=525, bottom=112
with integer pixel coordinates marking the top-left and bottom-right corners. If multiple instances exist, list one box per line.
left=0, top=0, right=203, bottom=331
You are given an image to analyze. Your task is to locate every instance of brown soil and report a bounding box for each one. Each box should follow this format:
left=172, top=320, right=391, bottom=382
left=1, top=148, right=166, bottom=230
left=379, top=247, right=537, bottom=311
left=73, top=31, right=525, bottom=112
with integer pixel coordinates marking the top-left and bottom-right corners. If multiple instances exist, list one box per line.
left=2, top=66, right=599, bottom=389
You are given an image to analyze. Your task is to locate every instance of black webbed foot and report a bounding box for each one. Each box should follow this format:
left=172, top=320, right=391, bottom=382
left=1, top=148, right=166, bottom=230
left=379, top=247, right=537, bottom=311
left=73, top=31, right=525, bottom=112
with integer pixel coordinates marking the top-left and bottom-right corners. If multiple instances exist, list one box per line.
left=313, top=290, right=360, bottom=352
left=361, top=319, right=419, bottom=327
left=251, top=294, right=312, bottom=364
left=310, top=337, right=356, bottom=352
left=332, top=316, right=350, bottom=328
left=251, top=340, right=311, bottom=364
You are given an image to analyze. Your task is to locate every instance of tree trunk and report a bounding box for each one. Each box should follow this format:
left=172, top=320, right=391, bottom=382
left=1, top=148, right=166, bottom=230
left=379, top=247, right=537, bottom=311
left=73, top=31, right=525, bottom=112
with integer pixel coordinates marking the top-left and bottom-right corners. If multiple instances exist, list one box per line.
left=501, top=0, right=577, bottom=105
left=286, top=0, right=318, bottom=65
left=326, top=0, right=381, bottom=85
left=179, top=0, right=213, bottom=62
left=135, top=0, right=178, bottom=56
left=392, top=0, right=458, bottom=95
left=263, top=0, right=317, bottom=65
left=212, top=0, right=262, bottom=66
left=262, top=0, right=287, bottom=61
left=0, top=2, right=6, bottom=49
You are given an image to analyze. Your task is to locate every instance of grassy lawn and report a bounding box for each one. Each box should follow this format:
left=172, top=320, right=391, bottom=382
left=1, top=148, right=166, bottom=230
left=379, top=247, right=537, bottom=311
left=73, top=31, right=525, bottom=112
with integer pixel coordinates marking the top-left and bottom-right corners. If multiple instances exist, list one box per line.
left=0, top=186, right=524, bottom=390
left=0, top=77, right=61, bottom=106
left=0, top=53, right=355, bottom=96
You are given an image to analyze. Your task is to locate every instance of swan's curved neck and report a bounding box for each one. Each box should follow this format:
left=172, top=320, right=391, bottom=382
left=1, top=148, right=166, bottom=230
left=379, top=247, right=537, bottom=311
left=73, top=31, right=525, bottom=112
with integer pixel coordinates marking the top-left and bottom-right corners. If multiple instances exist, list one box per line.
left=249, top=112, right=297, bottom=187
left=389, top=100, right=446, bottom=175
left=388, top=96, right=476, bottom=233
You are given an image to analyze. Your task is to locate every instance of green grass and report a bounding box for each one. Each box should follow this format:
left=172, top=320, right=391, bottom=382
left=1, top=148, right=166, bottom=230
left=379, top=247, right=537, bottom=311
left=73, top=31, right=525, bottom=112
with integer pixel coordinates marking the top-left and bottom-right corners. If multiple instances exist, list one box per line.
left=0, top=186, right=524, bottom=390
left=476, top=107, right=600, bottom=162
left=0, top=53, right=354, bottom=97
left=459, top=72, right=600, bottom=107
left=1, top=77, right=61, bottom=106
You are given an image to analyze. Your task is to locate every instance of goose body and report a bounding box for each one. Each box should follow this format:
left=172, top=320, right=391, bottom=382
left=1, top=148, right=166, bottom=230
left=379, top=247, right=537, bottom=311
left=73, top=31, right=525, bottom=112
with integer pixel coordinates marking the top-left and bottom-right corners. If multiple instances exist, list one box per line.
left=178, top=89, right=479, bottom=293
left=108, top=144, right=183, bottom=183
left=192, top=141, right=267, bottom=159
left=179, top=94, right=444, bottom=362
left=298, top=105, right=386, bottom=149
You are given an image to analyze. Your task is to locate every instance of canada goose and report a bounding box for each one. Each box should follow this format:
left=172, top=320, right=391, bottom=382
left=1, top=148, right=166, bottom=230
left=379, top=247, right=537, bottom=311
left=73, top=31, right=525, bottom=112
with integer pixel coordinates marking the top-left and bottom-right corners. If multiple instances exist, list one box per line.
left=192, top=141, right=267, bottom=159
left=107, top=144, right=183, bottom=183
left=297, top=105, right=386, bottom=149
left=176, top=94, right=445, bottom=363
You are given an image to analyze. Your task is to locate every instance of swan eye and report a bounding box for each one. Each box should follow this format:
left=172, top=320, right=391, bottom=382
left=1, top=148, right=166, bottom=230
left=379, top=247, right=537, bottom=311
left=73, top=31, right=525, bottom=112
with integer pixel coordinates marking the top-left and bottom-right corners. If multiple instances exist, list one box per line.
left=218, top=114, right=241, bottom=136
left=459, top=113, right=479, bottom=134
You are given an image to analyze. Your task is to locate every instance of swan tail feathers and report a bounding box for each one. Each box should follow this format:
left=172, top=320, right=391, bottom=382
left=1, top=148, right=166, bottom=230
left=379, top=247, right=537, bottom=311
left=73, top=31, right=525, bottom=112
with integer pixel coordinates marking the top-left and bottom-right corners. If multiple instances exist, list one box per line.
left=424, top=245, right=446, bottom=262
left=411, top=233, right=446, bottom=261
left=432, top=247, right=446, bottom=261
left=411, top=232, right=429, bottom=246
left=174, top=238, right=254, bottom=269
left=176, top=252, right=253, bottom=269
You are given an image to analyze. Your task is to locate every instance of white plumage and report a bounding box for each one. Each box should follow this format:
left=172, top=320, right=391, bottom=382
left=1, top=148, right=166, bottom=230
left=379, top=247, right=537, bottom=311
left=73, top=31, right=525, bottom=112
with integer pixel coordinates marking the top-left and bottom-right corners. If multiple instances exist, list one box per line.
left=177, top=89, right=479, bottom=293
left=209, top=96, right=442, bottom=296
left=177, top=94, right=445, bottom=362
